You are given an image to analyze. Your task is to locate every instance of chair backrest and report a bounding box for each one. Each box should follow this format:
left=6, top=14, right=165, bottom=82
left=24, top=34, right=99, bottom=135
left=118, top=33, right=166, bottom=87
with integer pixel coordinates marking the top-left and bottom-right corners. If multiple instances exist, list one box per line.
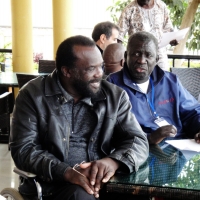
left=0, top=92, right=13, bottom=114
left=16, top=74, right=38, bottom=88
left=170, top=68, right=200, bottom=100
left=0, top=92, right=14, bottom=141
left=38, top=59, right=56, bottom=73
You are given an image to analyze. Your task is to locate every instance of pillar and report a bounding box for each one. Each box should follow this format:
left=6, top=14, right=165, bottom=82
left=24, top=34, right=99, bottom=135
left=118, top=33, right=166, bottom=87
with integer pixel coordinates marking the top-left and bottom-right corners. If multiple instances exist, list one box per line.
left=52, top=0, right=74, bottom=58
left=11, top=0, right=33, bottom=73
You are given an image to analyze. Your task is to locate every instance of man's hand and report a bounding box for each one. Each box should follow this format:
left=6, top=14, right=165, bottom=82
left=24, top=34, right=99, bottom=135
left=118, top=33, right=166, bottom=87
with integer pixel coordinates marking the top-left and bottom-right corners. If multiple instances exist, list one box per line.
left=169, top=39, right=179, bottom=46
left=148, top=125, right=177, bottom=144
left=194, top=132, right=200, bottom=143
left=79, top=157, right=120, bottom=195
left=64, top=167, right=95, bottom=196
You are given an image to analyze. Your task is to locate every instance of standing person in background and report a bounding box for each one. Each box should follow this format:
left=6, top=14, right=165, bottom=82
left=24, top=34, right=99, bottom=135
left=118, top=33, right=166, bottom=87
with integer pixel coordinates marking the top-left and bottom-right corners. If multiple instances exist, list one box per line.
left=92, top=21, right=120, bottom=55
left=117, top=0, right=178, bottom=71
left=103, top=43, right=125, bottom=76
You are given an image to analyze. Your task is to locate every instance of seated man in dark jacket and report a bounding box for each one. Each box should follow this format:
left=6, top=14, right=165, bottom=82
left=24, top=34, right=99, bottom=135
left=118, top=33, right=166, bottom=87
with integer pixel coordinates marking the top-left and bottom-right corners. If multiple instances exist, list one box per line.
left=107, top=31, right=200, bottom=145
left=10, top=35, right=149, bottom=200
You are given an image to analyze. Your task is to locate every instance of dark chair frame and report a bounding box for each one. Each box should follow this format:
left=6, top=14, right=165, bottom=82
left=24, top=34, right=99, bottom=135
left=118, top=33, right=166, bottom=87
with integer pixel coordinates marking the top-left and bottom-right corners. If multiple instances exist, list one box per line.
left=16, top=74, right=38, bottom=89
left=38, top=59, right=55, bottom=73
left=0, top=92, right=14, bottom=143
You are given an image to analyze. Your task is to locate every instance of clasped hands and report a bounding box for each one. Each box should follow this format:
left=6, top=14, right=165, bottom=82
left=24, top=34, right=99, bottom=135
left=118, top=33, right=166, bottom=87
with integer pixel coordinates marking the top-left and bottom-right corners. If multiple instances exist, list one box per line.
left=64, top=157, right=120, bottom=198
left=148, top=125, right=200, bottom=144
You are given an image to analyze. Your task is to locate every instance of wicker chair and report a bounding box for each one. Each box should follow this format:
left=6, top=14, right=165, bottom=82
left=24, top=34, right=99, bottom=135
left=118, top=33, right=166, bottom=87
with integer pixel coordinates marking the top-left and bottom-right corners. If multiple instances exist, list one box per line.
left=16, top=74, right=38, bottom=88
left=38, top=59, right=56, bottom=73
left=0, top=92, right=14, bottom=143
left=170, top=68, right=200, bottom=100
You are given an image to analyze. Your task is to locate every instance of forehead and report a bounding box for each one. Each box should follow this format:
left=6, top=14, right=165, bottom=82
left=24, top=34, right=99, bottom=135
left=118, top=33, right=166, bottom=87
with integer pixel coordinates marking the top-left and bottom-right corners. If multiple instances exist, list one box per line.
left=128, top=40, right=157, bottom=52
left=73, top=45, right=103, bottom=65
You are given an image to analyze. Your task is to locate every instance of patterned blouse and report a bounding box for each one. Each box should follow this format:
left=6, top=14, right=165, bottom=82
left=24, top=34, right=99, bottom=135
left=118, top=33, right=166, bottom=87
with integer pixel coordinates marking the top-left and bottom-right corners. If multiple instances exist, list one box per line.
left=117, top=0, right=173, bottom=43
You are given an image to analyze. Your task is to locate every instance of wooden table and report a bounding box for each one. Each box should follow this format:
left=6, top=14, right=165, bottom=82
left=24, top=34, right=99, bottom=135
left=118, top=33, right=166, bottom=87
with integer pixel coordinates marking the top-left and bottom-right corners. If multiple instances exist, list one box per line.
left=107, top=141, right=200, bottom=199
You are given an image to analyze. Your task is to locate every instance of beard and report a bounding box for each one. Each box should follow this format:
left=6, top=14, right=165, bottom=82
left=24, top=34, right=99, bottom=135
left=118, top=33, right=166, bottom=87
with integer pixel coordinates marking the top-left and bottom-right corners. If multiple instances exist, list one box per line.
left=72, top=77, right=102, bottom=99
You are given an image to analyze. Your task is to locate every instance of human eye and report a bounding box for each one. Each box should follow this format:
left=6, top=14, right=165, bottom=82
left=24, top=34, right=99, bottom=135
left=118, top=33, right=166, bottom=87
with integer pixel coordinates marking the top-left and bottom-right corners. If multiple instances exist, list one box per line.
left=146, top=52, right=153, bottom=58
left=86, top=66, right=95, bottom=72
left=135, top=52, right=140, bottom=56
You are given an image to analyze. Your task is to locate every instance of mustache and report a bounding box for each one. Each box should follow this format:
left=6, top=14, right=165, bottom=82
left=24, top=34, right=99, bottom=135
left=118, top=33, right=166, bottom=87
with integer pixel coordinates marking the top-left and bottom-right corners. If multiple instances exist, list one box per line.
left=89, top=78, right=102, bottom=83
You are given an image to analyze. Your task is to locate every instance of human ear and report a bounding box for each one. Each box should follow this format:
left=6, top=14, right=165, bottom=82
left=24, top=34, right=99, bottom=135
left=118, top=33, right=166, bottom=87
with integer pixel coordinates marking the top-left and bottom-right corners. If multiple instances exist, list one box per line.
left=61, top=66, right=71, bottom=77
left=120, top=59, right=124, bottom=67
left=156, top=55, right=159, bottom=63
left=100, top=34, right=107, bottom=44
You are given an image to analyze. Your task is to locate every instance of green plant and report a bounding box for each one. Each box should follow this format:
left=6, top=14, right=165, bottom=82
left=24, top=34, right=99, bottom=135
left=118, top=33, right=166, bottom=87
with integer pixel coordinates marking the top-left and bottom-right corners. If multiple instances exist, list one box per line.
left=107, top=0, right=131, bottom=23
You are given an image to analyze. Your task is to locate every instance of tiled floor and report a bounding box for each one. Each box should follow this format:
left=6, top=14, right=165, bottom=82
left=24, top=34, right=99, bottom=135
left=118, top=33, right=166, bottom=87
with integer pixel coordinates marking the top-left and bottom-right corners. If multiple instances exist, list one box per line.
left=0, top=144, right=19, bottom=192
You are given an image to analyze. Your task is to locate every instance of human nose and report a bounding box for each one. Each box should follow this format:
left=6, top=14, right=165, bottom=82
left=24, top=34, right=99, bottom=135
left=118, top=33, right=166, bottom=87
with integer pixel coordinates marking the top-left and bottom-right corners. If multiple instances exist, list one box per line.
left=137, top=55, right=147, bottom=64
left=94, top=66, right=103, bottom=78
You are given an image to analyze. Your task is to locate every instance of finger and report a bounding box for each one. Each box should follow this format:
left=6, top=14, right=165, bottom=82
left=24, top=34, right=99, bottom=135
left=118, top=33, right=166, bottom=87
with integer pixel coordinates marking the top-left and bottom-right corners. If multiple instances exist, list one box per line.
left=94, top=191, right=99, bottom=198
left=89, top=163, right=98, bottom=186
left=71, top=170, right=95, bottom=195
left=81, top=180, right=95, bottom=195
left=94, top=168, right=104, bottom=192
left=79, top=162, right=92, bottom=169
left=169, top=125, right=177, bottom=137
left=102, top=170, right=115, bottom=183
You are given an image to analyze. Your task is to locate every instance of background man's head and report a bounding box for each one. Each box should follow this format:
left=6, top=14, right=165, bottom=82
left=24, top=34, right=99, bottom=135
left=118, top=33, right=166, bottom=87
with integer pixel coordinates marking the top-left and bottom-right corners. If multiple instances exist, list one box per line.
left=56, top=35, right=103, bottom=99
left=125, top=31, right=159, bottom=83
left=92, top=21, right=120, bottom=52
left=103, top=43, right=125, bottom=75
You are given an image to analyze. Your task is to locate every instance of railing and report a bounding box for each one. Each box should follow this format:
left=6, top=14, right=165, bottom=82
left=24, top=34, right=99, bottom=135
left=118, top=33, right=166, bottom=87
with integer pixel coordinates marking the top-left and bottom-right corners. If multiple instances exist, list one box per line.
left=0, top=49, right=12, bottom=53
left=168, top=54, right=200, bottom=68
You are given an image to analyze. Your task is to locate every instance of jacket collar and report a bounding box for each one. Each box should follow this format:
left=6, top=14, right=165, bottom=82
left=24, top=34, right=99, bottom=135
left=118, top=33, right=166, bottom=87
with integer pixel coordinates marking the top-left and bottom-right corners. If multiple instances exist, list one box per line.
left=96, top=44, right=103, bottom=55
left=44, top=69, right=62, bottom=96
left=122, top=62, right=165, bottom=91
left=44, top=69, right=106, bottom=102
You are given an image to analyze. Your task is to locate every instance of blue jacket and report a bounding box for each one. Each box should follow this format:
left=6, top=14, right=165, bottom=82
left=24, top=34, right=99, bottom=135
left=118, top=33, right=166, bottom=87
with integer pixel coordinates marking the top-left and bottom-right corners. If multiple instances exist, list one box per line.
left=107, top=64, right=200, bottom=139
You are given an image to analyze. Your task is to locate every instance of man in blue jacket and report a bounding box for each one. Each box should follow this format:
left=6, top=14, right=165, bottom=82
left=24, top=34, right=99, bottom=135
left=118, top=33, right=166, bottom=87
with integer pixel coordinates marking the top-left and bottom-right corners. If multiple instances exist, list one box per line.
left=107, top=31, right=200, bottom=144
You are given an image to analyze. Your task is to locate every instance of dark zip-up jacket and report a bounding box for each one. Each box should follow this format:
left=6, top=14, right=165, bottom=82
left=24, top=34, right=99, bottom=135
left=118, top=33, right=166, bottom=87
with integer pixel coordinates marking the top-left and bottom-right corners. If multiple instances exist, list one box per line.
left=10, top=70, right=148, bottom=195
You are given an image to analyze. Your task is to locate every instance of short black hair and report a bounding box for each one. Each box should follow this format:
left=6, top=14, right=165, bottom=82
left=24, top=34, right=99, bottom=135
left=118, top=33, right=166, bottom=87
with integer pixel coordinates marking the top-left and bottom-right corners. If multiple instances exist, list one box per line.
left=56, top=35, right=96, bottom=73
left=127, top=31, right=158, bottom=53
left=92, top=21, right=120, bottom=42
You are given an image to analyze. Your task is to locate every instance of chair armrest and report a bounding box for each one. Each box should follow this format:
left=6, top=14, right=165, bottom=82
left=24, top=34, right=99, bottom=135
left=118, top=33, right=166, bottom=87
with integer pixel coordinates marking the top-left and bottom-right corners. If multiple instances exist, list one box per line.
left=0, top=92, right=14, bottom=114
left=0, top=92, right=10, bottom=99
left=13, top=167, right=36, bottom=179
